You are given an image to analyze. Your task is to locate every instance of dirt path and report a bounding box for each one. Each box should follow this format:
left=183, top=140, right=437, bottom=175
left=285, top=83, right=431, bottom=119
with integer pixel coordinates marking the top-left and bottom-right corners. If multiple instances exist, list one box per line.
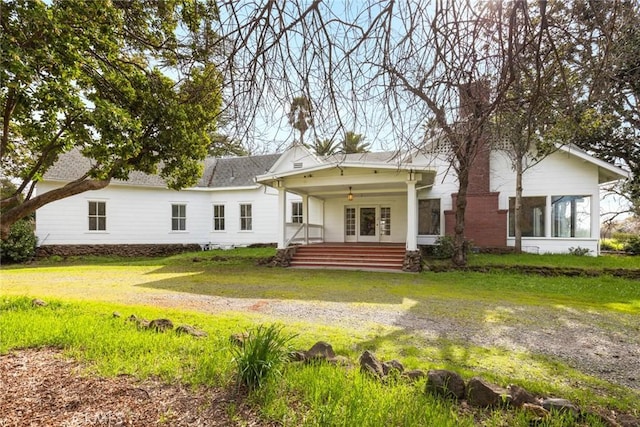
left=130, top=291, right=640, bottom=391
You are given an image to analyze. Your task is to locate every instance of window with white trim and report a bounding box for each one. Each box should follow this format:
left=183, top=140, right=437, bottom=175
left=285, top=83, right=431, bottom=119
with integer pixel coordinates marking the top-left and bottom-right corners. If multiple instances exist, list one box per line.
left=508, top=197, right=545, bottom=237
left=213, top=204, right=225, bottom=231
left=291, top=201, right=303, bottom=223
left=240, top=203, right=252, bottom=231
left=171, top=204, right=186, bottom=231
left=88, top=201, right=106, bottom=231
left=552, top=195, right=591, bottom=238
left=418, top=199, right=440, bottom=235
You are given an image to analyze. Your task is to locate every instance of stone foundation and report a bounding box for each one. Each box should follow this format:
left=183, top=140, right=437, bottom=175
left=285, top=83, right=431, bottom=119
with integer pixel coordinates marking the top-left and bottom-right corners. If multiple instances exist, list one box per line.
left=36, top=244, right=201, bottom=258
left=271, top=246, right=298, bottom=267
left=402, top=250, right=422, bottom=272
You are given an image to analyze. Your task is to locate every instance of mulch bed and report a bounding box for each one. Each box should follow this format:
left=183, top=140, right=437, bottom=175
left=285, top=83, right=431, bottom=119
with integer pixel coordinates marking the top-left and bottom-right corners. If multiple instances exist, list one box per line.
left=0, top=348, right=272, bottom=427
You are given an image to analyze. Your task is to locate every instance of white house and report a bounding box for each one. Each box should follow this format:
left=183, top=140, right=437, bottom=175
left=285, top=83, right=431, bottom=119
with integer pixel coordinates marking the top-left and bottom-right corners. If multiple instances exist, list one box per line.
left=35, top=140, right=629, bottom=266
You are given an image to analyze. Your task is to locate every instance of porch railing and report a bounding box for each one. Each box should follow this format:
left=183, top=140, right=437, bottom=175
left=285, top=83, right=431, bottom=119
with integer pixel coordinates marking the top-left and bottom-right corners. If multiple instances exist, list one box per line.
left=284, top=222, right=324, bottom=247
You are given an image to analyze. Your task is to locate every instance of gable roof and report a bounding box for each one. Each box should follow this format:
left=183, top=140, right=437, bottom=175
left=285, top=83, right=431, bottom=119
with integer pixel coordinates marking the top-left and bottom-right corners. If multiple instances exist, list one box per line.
left=43, top=149, right=282, bottom=189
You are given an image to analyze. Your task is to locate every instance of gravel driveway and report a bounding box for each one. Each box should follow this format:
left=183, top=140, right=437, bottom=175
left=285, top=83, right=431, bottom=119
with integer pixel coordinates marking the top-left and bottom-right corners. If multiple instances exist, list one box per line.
left=133, top=290, right=640, bottom=391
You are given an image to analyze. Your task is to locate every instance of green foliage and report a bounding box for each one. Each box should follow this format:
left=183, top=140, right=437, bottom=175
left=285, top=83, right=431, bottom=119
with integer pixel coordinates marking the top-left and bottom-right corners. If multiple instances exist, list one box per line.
left=0, top=0, right=223, bottom=230
left=625, top=235, right=640, bottom=255
left=0, top=219, right=36, bottom=263
left=341, top=131, right=370, bottom=154
left=599, top=238, right=625, bottom=251
left=288, top=96, right=313, bottom=145
left=230, top=324, right=296, bottom=390
left=568, top=246, right=591, bottom=256
left=431, top=236, right=455, bottom=259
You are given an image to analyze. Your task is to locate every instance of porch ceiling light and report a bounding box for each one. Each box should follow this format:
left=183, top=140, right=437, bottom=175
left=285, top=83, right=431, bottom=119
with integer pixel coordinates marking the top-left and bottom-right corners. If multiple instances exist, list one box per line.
left=348, top=186, right=354, bottom=201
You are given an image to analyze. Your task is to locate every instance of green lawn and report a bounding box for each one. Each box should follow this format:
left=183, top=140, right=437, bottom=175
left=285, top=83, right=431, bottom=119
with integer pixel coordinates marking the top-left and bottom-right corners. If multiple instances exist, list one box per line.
left=1, top=249, right=639, bottom=426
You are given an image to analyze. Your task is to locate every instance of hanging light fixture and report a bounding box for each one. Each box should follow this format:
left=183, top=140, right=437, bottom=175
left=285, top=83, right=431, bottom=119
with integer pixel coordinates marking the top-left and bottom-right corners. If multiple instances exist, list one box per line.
left=347, top=186, right=354, bottom=201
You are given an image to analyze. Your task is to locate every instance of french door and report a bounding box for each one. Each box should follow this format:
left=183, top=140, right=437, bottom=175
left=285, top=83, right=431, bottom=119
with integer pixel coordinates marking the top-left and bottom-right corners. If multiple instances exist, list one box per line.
left=345, top=206, right=392, bottom=242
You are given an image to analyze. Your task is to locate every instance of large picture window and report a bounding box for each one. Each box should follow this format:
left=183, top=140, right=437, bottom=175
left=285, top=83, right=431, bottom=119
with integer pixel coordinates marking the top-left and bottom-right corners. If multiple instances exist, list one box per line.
left=88, top=201, right=106, bottom=231
left=240, top=203, right=252, bottom=231
left=508, top=197, right=545, bottom=237
left=213, top=204, right=225, bottom=231
left=291, top=202, right=303, bottom=223
left=552, top=195, right=591, bottom=238
left=418, top=199, right=440, bottom=235
left=171, top=204, right=186, bottom=231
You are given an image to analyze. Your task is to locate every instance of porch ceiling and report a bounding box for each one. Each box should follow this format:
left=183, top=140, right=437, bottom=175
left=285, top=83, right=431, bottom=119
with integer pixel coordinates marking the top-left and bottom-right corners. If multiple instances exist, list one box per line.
left=258, top=166, right=436, bottom=199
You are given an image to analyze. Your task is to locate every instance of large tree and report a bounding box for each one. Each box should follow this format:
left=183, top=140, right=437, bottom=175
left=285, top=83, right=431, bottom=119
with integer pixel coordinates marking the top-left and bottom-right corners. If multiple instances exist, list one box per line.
left=0, top=0, right=224, bottom=238
left=568, top=0, right=639, bottom=214
left=340, top=131, right=369, bottom=154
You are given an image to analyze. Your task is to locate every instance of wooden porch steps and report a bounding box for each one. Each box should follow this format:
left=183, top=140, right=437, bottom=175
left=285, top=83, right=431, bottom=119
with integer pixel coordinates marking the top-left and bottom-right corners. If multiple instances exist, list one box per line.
left=289, top=244, right=406, bottom=271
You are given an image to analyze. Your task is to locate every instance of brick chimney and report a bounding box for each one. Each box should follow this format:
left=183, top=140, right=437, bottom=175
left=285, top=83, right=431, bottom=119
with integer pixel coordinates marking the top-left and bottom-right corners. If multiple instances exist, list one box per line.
left=444, top=80, right=508, bottom=249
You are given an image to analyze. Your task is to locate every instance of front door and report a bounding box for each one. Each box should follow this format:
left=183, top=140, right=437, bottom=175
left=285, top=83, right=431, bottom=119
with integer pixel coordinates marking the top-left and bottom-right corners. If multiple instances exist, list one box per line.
left=345, top=206, right=391, bottom=242
left=358, top=207, right=378, bottom=242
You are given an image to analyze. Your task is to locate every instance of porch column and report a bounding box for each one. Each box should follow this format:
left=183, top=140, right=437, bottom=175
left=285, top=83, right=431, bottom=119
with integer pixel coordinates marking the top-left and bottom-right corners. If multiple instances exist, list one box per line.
left=277, top=185, right=287, bottom=249
left=406, top=178, right=418, bottom=251
left=303, top=194, right=309, bottom=244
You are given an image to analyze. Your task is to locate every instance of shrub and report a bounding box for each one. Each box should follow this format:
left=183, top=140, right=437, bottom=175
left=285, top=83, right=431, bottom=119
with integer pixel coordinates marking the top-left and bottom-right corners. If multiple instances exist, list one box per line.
left=568, top=246, right=590, bottom=256
left=600, top=238, right=624, bottom=251
left=0, top=219, right=37, bottom=263
left=230, top=323, right=296, bottom=390
left=432, top=236, right=455, bottom=259
left=624, top=235, right=640, bottom=255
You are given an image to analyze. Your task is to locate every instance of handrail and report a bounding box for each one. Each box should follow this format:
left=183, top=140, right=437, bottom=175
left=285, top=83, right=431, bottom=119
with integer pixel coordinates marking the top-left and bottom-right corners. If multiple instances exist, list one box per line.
left=284, top=222, right=305, bottom=247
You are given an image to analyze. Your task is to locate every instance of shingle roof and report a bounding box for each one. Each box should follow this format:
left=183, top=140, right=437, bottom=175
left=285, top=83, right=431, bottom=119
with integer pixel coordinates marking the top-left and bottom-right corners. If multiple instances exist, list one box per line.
left=324, top=151, right=403, bottom=164
left=43, top=149, right=281, bottom=189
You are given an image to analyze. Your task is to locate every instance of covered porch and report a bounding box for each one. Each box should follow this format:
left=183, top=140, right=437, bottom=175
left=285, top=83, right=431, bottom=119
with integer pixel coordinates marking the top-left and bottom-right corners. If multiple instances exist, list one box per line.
left=256, top=149, right=436, bottom=271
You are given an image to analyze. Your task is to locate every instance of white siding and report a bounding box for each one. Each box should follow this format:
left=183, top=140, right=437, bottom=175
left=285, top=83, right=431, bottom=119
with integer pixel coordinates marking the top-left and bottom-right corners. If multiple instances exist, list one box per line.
left=36, top=182, right=282, bottom=246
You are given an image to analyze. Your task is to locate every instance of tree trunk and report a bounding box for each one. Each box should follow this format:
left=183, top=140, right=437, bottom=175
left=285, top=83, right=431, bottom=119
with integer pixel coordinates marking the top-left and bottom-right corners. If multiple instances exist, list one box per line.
left=514, top=154, right=523, bottom=253
left=452, top=169, right=469, bottom=266
left=0, top=179, right=110, bottom=239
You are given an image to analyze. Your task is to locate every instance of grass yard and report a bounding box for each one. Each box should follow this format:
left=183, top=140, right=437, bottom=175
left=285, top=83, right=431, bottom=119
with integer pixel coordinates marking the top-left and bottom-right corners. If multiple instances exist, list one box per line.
left=1, top=249, right=639, bottom=426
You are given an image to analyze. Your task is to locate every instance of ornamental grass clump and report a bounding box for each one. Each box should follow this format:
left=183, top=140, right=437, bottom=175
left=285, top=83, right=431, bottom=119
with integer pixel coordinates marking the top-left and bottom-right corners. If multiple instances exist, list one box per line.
left=231, top=323, right=296, bottom=390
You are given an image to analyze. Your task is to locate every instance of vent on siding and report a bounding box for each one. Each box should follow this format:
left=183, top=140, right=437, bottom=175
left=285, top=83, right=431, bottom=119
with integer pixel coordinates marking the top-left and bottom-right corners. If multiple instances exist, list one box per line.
left=293, top=162, right=303, bottom=169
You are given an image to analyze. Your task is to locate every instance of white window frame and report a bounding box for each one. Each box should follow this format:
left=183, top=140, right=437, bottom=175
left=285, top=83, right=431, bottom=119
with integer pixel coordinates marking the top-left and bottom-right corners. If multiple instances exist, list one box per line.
left=291, top=201, right=303, bottom=224
left=171, top=204, right=187, bottom=231
left=240, top=203, right=252, bottom=231
left=213, top=204, right=225, bottom=231
left=88, top=200, right=107, bottom=231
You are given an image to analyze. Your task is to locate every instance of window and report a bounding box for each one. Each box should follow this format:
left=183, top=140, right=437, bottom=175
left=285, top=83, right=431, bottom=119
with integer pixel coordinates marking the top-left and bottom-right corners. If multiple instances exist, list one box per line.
left=552, top=195, right=591, bottom=238
left=380, top=207, right=391, bottom=236
left=171, top=204, right=186, bottom=231
left=240, top=203, right=252, bottom=231
left=88, top=201, right=106, bottom=231
left=508, top=197, right=545, bottom=237
left=291, top=202, right=303, bottom=223
left=345, top=207, right=356, bottom=236
left=213, top=204, right=225, bottom=231
left=418, top=199, right=440, bottom=235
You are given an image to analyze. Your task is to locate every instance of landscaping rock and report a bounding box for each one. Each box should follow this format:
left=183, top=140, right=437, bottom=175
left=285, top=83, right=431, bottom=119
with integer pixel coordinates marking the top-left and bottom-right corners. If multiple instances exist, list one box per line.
left=148, top=318, right=174, bottom=332
left=541, top=398, right=580, bottom=416
left=425, top=369, right=466, bottom=400
left=288, top=350, right=307, bottom=362
left=402, top=369, right=426, bottom=382
left=508, top=384, right=538, bottom=407
left=327, top=355, right=351, bottom=367
left=112, top=311, right=121, bottom=318
left=466, top=377, right=509, bottom=407
left=382, top=359, right=404, bottom=376
left=31, top=299, right=47, bottom=307
left=175, top=325, right=207, bottom=338
left=359, top=350, right=385, bottom=378
left=230, top=332, right=248, bottom=347
left=306, top=341, right=336, bottom=360
left=127, top=314, right=149, bottom=329
left=522, top=403, right=550, bottom=418
left=617, top=414, right=640, bottom=427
